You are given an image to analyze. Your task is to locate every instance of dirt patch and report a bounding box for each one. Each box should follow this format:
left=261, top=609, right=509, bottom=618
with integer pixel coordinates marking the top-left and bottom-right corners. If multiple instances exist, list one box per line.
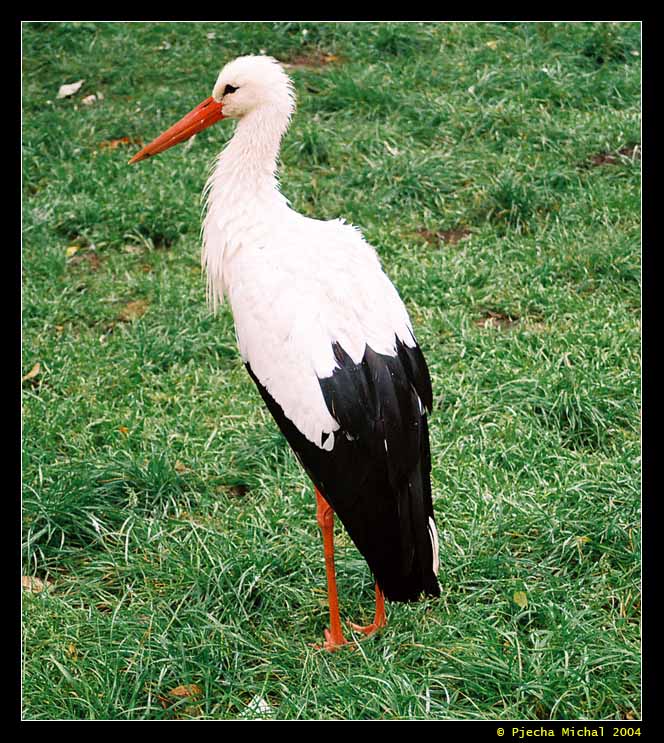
left=282, top=51, right=341, bottom=70
left=588, top=144, right=640, bottom=167
left=475, top=310, right=520, bottom=330
left=68, top=251, right=101, bottom=271
left=416, top=227, right=472, bottom=246
left=216, top=483, right=251, bottom=498
left=117, top=299, right=149, bottom=322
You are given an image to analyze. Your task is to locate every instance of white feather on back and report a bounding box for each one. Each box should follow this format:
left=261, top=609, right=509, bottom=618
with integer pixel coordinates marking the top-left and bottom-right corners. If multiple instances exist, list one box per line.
left=220, top=210, right=416, bottom=446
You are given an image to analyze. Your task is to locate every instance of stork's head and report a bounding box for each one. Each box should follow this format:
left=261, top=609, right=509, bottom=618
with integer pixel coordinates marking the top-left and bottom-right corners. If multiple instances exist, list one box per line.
left=212, top=55, right=295, bottom=120
left=129, top=55, right=295, bottom=165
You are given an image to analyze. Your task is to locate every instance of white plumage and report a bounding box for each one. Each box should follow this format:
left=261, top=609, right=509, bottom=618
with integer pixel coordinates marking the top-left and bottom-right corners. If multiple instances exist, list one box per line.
left=201, top=56, right=418, bottom=447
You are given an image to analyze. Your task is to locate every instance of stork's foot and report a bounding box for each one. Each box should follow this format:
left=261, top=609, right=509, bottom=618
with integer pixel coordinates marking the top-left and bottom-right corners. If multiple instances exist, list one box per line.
left=312, top=627, right=352, bottom=652
left=312, top=491, right=386, bottom=652
left=348, top=617, right=386, bottom=637
left=347, top=583, right=386, bottom=637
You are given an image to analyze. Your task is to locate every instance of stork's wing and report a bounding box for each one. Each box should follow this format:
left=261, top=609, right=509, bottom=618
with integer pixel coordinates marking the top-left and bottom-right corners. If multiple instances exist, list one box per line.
left=246, top=332, right=439, bottom=603
left=226, top=217, right=418, bottom=448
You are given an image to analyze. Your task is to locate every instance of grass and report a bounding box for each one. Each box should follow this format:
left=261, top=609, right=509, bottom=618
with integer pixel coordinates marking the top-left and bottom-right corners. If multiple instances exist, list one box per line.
left=22, top=21, right=641, bottom=720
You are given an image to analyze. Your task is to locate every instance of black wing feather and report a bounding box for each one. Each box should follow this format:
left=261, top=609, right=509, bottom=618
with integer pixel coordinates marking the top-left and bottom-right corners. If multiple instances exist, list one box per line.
left=246, top=336, right=440, bottom=602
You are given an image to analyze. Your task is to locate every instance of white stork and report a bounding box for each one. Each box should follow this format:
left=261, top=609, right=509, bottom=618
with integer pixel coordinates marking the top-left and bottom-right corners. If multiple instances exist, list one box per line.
left=129, top=55, right=440, bottom=650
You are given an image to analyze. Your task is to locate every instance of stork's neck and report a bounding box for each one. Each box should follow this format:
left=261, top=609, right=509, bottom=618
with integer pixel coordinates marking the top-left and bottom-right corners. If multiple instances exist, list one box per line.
left=202, top=104, right=292, bottom=309
left=213, top=105, right=289, bottom=196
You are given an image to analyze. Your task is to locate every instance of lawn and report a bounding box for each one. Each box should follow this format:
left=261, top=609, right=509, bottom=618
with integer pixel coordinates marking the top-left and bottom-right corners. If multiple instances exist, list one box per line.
left=22, top=21, right=641, bottom=720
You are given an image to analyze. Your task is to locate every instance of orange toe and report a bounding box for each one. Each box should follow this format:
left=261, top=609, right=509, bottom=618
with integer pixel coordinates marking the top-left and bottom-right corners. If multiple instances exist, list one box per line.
left=348, top=618, right=386, bottom=637
left=312, top=627, right=352, bottom=652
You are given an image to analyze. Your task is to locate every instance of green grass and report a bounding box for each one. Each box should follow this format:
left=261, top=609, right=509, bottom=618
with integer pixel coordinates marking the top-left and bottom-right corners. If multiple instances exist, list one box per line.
left=22, top=21, right=641, bottom=720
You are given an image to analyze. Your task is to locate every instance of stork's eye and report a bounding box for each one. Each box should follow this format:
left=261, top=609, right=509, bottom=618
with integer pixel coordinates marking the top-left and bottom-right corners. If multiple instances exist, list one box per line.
left=224, top=84, right=238, bottom=96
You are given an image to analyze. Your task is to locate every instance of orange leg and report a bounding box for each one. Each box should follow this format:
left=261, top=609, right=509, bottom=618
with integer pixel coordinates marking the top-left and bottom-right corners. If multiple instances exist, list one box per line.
left=348, top=582, right=387, bottom=636
left=315, top=488, right=349, bottom=651
left=314, top=488, right=388, bottom=650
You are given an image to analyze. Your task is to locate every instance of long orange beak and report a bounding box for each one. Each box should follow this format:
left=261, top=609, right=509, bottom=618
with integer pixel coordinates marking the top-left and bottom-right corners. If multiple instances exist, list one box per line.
left=128, top=96, right=225, bottom=165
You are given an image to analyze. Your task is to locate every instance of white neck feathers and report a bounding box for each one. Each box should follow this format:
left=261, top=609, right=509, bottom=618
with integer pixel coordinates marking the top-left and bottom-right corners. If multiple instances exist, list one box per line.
left=202, top=105, right=291, bottom=310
